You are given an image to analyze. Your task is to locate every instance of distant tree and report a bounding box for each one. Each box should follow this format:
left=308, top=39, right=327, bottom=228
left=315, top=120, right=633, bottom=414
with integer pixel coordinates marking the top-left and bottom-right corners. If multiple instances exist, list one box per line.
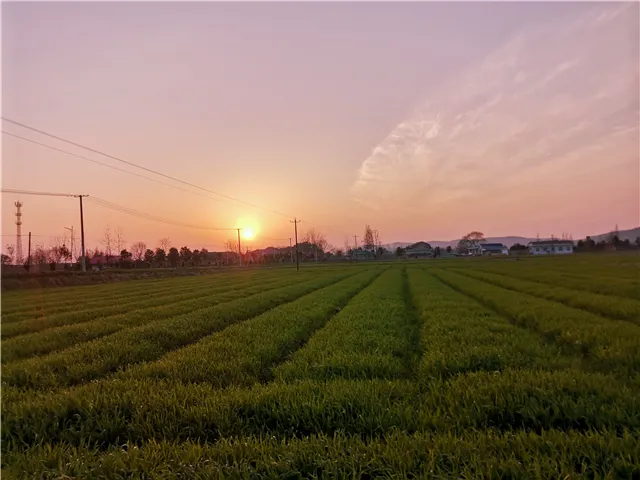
left=33, top=244, right=48, bottom=265
left=1, top=253, right=11, bottom=265
left=179, top=246, right=192, bottom=265
left=192, top=249, right=200, bottom=265
left=119, top=249, right=133, bottom=268
left=457, top=231, right=485, bottom=253
left=434, top=246, right=441, bottom=257
left=445, top=245, right=452, bottom=253
left=395, top=247, right=405, bottom=258
left=158, top=237, right=172, bottom=252
left=335, top=249, right=344, bottom=258
left=154, top=248, right=166, bottom=265
left=144, top=249, right=155, bottom=265
left=302, top=229, right=329, bottom=253
left=168, top=247, right=180, bottom=268
left=636, top=236, right=640, bottom=247
left=101, top=226, right=113, bottom=258
left=376, top=246, right=386, bottom=257
left=363, top=225, right=375, bottom=250
left=4, top=244, right=15, bottom=264
left=131, top=241, right=147, bottom=261
left=509, top=243, right=528, bottom=252
left=114, top=228, right=127, bottom=255
left=224, top=239, right=237, bottom=253
left=584, top=236, right=596, bottom=249
left=200, top=248, right=210, bottom=265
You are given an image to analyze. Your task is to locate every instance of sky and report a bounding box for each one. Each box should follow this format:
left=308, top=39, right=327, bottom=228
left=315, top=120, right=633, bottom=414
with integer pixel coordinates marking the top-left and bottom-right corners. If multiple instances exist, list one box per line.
left=1, top=2, right=638, bottom=254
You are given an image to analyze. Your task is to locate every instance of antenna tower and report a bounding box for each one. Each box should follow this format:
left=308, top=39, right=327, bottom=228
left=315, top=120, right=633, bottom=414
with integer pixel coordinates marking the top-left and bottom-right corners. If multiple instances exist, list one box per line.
left=15, top=201, right=24, bottom=264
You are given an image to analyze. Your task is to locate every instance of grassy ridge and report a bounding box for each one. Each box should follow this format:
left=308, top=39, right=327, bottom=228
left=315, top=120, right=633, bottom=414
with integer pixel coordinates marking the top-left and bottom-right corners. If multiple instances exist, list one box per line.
left=123, top=269, right=382, bottom=386
left=274, top=267, right=417, bottom=381
left=4, top=429, right=638, bottom=480
left=431, top=268, right=640, bottom=378
left=2, top=272, right=354, bottom=391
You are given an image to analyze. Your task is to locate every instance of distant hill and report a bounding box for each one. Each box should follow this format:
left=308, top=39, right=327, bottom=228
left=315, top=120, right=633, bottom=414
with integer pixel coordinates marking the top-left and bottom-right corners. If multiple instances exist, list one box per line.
left=588, top=227, right=640, bottom=243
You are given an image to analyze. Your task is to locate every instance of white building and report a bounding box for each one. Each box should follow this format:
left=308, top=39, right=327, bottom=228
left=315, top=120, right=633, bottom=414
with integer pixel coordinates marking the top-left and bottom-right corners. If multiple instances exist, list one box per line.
left=528, top=240, right=574, bottom=255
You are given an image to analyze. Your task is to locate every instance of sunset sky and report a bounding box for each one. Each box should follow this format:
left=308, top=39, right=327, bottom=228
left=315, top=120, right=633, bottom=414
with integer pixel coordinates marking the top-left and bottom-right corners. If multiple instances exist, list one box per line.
left=2, top=2, right=638, bottom=253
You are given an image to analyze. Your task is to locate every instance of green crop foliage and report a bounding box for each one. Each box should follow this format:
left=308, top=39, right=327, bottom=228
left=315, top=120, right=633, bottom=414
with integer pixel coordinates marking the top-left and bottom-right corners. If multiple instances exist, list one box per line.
left=431, top=268, right=640, bottom=378
left=451, top=267, right=640, bottom=321
left=274, top=268, right=418, bottom=381
left=2, top=256, right=639, bottom=478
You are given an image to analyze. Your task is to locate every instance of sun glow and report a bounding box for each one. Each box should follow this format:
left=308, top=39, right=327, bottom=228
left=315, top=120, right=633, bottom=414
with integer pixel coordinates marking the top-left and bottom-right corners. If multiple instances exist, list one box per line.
left=236, top=216, right=260, bottom=241
left=242, top=227, right=255, bottom=240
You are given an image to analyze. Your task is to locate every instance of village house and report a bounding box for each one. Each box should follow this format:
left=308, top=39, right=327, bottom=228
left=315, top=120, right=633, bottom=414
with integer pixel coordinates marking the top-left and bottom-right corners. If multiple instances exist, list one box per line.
left=478, top=243, right=509, bottom=255
left=528, top=240, right=574, bottom=255
left=404, top=242, right=433, bottom=258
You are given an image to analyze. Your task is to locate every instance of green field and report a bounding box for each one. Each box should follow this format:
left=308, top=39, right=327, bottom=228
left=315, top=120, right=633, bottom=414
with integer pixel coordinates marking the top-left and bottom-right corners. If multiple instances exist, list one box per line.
left=2, top=255, right=640, bottom=478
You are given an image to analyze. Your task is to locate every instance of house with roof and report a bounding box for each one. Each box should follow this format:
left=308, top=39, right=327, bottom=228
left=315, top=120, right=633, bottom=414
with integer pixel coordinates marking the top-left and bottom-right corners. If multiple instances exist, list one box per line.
left=405, top=242, right=433, bottom=258
left=528, top=240, right=574, bottom=255
left=477, top=243, right=509, bottom=256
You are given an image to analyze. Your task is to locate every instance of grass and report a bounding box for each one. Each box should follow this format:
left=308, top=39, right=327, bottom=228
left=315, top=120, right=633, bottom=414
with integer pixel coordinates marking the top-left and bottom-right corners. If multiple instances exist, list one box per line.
left=2, top=255, right=639, bottom=478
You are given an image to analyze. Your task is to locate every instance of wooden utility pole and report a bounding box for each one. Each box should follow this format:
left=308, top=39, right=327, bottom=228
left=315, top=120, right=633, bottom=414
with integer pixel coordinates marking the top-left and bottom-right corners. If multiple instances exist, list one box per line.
left=353, top=235, right=358, bottom=261
left=27, top=231, right=31, bottom=268
left=79, top=195, right=87, bottom=272
left=290, top=219, right=300, bottom=271
left=237, top=228, right=242, bottom=266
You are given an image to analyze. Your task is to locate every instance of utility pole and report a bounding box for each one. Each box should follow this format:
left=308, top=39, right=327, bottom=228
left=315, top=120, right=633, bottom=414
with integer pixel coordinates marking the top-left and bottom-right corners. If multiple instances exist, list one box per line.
left=237, top=228, right=242, bottom=267
left=27, top=232, right=31, bottom=269
left=78, top=195, right=87, bottom=272
left=64, top=226, right=74, bottom=263
left=290, top=218, right=300, bottom=271
left=353, top=235, right=358, bottom=262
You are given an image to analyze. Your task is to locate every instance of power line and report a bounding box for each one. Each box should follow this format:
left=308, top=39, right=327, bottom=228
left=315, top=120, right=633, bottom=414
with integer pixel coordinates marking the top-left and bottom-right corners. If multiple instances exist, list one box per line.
left=85, top=196, right=239, bottom=232
left=0, top=188, right=83, bottom=197
left=2, top=131, right=225, bottom=204
left=2, top=117, right=293, bottom=219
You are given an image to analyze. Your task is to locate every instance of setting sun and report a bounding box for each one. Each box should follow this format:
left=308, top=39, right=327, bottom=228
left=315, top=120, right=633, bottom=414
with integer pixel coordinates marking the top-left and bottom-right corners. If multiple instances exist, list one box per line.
left=242, top=227, right=254, bottom=240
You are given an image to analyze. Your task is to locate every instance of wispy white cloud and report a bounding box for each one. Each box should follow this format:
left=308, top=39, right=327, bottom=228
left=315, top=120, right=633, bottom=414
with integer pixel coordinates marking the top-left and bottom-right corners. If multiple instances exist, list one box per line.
left=351, top=4, right=639, bottom=211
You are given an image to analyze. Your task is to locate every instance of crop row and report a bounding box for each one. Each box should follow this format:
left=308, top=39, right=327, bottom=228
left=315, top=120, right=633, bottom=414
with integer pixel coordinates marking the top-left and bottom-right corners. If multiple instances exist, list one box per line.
left=1, top=270, right=322, bottom=363
left=1, top=271, right=312, bottom=339
left=0, top=270, right=273, bottom=323
left=4, top=428, right=639, bottom=479
left=2, top=270, right=357, bottom=391
left=4, top=369, right=638, bottom=451
left=407, top=269, right=572, bottom=379
left=448, top=267, right=640, bottom=322
left=121, top=269, right=383, bottom=387
left=1, top=271, right=234, bottom=312
left=466, top=263, right=640, bottom=300
left=431, top=269, right=640, bottom=378
left=274, top=267, right=417, bottom=382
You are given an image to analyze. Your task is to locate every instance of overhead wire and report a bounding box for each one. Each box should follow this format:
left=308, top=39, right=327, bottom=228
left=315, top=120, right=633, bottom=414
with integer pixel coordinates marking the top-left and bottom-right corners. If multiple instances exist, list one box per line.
left=2, top=117, right=293, bottom=219
left=2, top=131, right=225, bottom=203
left=85, top=196, right=239, bottom=232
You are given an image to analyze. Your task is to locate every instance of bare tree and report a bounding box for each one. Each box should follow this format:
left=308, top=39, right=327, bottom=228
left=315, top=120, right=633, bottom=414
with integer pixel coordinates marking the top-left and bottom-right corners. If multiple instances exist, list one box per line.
left=101, top=226, right=113, bottom=257
left=115, top=228, right=127, bottom=254
left=131, top=241, right=147, bottom=261
left=33, top=244, right=48, bottom=265
left=224, top=239, right=237, bottom=253
left=158, top=237, right=172, bottom=252
left=363, top=225, right=375, bottom=250
left=301, top=228, right=329, bottom=252
left=456, top=231, right=486, bottom=253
